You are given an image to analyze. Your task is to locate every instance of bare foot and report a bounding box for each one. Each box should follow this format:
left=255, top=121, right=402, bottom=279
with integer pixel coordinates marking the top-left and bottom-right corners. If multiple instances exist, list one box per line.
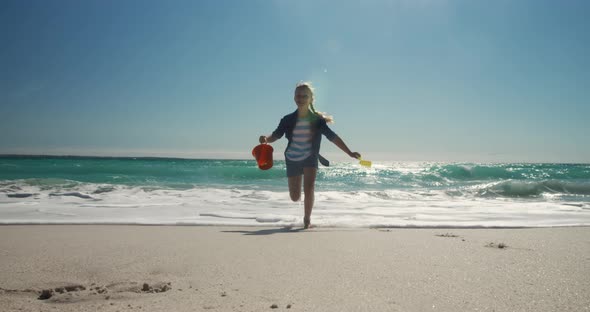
left=303, top=217, right=311, bottom=229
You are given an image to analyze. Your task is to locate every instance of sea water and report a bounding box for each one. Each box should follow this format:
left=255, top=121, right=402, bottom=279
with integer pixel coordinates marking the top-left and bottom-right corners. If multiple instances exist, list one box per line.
left=1, top=156, right=589, bottom=227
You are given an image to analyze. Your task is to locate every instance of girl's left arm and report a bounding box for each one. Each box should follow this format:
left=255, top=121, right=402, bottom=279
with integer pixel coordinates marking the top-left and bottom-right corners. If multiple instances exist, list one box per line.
left=331, top=136, right=361, bottom=159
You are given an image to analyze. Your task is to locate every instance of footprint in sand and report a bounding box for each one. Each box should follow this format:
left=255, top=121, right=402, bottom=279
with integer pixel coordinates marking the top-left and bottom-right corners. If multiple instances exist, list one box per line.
left=0, top=281, right=173, bottom=302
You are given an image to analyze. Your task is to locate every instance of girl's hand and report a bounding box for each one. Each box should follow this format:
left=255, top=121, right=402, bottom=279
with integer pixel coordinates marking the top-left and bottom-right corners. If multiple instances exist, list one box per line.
left=349, top=152, right=361, bottom=159
left=259, top=136, right=268, bottom=144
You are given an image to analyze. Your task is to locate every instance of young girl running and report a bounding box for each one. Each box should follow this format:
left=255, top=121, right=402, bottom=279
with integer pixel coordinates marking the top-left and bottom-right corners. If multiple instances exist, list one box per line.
left=259, top=82, right=361, bottom=229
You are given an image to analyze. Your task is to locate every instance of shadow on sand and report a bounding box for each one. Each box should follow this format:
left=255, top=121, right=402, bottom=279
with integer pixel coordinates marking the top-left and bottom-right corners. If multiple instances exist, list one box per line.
left=222, top=227, right=306, bottom=235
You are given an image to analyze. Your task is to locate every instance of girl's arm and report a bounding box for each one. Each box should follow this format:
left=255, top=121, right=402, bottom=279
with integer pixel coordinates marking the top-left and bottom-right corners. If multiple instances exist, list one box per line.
left=331, top=136, right=361, bottom=159
left=259, top=135, right=278, bottom=144
left=261, top=117, right=287, bottom=144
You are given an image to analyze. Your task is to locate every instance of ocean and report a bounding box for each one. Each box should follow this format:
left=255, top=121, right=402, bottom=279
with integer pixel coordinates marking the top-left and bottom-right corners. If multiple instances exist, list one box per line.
left=1, top=156, right=589, bottom=227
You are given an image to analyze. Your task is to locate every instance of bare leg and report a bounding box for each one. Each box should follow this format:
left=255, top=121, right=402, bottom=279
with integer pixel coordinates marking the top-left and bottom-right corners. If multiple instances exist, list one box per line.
left=288, top=175, right=302, bottom=202
left=303, top=167, right=317, bottom=228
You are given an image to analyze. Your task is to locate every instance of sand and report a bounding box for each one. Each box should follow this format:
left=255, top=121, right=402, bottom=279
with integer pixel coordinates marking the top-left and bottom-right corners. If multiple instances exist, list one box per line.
left=0, top=225, right=589, bottom=311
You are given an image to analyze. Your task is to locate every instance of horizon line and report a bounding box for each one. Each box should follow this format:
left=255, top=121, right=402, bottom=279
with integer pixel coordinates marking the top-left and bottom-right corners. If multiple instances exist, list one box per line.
left=0, top=153, right=588, bottom=165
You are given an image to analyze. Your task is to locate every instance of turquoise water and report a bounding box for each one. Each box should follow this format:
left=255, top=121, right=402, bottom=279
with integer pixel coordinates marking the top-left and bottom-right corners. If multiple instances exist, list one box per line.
left=1, top=156, right=589, bottom=227
left=1, top=156, right=589, bottom=196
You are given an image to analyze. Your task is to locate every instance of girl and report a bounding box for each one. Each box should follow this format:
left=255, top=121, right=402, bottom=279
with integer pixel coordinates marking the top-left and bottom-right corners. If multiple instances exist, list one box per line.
left=259, top=82, right=361, bottom=229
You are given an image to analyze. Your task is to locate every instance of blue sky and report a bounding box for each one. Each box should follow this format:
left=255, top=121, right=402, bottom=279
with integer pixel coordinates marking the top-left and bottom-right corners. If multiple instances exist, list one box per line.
left=1, top=0, right=588, bottom=162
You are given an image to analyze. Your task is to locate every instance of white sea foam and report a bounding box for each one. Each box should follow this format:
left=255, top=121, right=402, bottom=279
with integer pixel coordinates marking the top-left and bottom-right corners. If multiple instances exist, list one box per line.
left=0, top=182, right=589, bottom=227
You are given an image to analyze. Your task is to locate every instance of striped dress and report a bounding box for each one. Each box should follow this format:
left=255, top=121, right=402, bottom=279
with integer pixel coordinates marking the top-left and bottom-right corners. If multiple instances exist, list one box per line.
left=285, top=116, right=313, bottom=161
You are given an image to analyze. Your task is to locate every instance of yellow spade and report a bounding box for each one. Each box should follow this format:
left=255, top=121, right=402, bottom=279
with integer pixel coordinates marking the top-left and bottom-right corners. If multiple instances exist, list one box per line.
left=357, top=156, right=372, bottom=167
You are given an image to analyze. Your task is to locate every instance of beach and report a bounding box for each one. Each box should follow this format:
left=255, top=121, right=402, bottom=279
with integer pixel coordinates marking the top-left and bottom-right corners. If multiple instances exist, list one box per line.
left=3, top=0, right=589, bottom=310
left=0, top=225, right=588, bottom=311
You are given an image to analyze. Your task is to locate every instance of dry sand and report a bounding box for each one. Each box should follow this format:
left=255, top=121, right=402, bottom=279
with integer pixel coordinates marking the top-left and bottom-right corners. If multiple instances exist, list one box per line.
left=0, top=225, right=589, bottom=311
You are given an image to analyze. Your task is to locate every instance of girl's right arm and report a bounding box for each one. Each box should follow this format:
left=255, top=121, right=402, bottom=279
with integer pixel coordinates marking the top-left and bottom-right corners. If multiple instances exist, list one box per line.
left=259, top=135, right=278, bottom=144
left=260, top=116, right=286, bottom=143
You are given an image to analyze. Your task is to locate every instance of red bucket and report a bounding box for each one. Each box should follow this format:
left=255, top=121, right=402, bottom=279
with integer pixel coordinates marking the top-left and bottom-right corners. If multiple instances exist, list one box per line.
left=252, top=144, right=274, bottom=170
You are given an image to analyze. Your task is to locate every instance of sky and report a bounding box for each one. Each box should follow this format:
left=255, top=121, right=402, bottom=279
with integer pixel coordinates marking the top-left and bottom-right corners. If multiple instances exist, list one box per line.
left=1, top=0, right=589, bottom=163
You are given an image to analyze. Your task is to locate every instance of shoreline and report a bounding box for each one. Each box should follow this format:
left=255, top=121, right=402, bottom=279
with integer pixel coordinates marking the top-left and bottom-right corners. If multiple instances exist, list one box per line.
left=1, top=225, right=589, bottom=311
left=1, top=223, right=590, bottom=228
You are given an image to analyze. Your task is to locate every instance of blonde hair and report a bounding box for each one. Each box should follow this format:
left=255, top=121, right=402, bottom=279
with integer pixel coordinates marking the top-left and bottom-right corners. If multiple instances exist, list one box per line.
left=295, top=81, right=334, bottom=123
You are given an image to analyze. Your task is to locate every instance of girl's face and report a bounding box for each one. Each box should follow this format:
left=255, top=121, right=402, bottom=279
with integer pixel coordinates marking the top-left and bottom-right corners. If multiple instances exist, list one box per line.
left=294, top=87, right=312, bottom=108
